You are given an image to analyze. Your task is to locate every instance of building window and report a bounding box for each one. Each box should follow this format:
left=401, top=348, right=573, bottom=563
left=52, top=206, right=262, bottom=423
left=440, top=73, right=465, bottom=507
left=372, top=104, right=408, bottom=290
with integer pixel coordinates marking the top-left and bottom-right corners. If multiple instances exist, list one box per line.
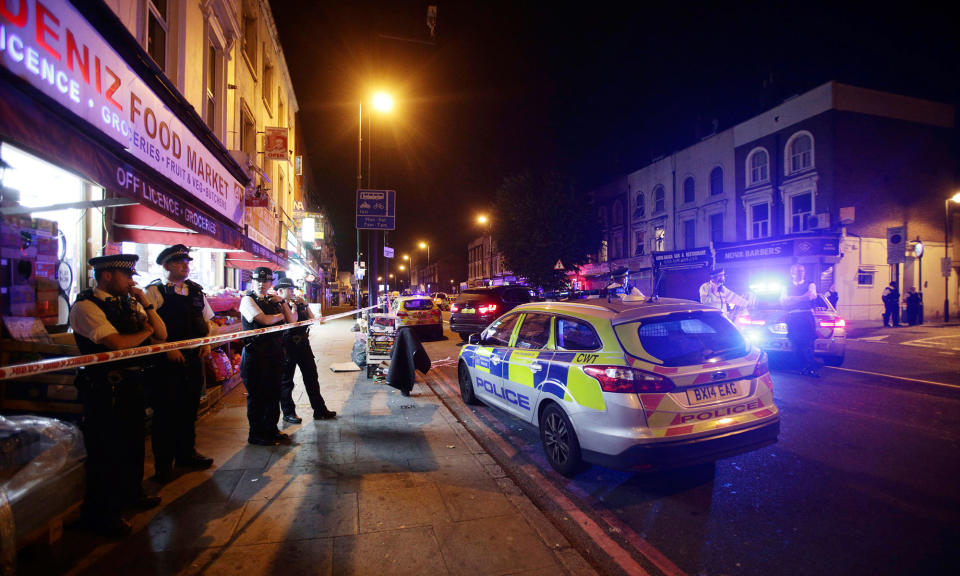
left=242, top=1, right=258, bottom=69
left=613, top=201, right=623, bottom=226
left=683, top=177, right=695, bottom=204
left=144, top=0, right=168, bottom=70
left=204, top=31, right=225, bottom=139
left=612, top=235, right=623, bottom=260
left=634, top=231, right=645, bottom=256
left=748, top=148, right=769, bottom=185
left=787, top=132, right=814, bottom=174
left=683, top=219, right=695, bottom=249
left=654, top=185, right=665, bottom=213
left=710, top=213, right=723, bottom=245
left=654, top=226, right=665, bottom=252
left=240, top=104, right=256, bottom=158
left=858, top=269, right=875, bottom=286
left=262, top=58, right=274, bottom=113
left=790, top=191, right=813, bottom=232
left=710, top=166, right=723, bottom=196
left=634, top=192, right=645, bottom=219
left=600, top=239, right=608, bottom=263
left=751, top=203, right=770, bottom=239
left=598, top=207, right=608, bottom=229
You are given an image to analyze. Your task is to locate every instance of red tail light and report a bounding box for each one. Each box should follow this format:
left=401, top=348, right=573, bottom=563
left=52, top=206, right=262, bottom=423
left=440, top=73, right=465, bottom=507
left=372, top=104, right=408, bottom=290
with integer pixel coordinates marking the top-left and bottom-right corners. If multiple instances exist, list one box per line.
left=450, top=304, right=460, bottom=313
left=583, top=365, right=675, bottom=393
left=737, top=316, right=766, bottom=326
left=396, top=311, right=408, bottom=318
left=478, top=303, right=498, bottom=314
left=819, top=318, right=846, bottom=328
left=751, top=352, right=769, bottom=378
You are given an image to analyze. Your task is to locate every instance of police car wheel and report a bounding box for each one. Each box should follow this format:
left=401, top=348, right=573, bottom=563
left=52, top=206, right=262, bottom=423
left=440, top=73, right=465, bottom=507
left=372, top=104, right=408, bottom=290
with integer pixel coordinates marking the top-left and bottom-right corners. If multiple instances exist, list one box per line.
left=539, top=404, right=584, bottom=477
left=458, top=361, right=481, bottom=405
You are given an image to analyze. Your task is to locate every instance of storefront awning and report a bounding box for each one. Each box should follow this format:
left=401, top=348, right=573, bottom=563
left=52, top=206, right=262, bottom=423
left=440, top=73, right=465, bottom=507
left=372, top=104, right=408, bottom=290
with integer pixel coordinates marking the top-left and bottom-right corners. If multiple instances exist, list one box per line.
left=111, top=205, right=244, bottom=250
left=225, top=237, right=287, bottom=272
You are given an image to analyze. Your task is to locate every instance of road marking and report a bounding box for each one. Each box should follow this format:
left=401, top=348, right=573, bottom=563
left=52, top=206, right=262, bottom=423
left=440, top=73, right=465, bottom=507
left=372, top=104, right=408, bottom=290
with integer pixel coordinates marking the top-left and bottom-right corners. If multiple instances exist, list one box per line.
left=425, top=368, right=687, bottom=576
left=855, top=335, right=890, bottom=342
left=826, top=366, right=960, bottom=390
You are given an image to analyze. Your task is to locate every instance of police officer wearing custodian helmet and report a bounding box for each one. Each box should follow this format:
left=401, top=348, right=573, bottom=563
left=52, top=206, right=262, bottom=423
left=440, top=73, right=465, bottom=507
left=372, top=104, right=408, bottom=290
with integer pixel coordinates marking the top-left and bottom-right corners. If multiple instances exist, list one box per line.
left=69, top=254, right=168, bottom=537
left=145, top=245, right=216, bottom=483
left=275, top=277, right=336, bottom=423
left=239, top=267, right=296, bottom=445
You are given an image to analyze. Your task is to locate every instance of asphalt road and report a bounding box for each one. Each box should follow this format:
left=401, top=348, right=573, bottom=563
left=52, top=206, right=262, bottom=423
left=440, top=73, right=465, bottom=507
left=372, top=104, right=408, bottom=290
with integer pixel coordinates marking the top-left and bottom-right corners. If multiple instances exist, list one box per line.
left=418, top=314, right=960, bottom=576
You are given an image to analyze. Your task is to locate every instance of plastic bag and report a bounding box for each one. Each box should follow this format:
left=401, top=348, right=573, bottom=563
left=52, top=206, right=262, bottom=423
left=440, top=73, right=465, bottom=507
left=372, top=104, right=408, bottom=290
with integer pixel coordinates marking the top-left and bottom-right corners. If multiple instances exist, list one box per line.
left=205, top=348, right=234, bottom=381
left=351, top=339, right=367, bottom=366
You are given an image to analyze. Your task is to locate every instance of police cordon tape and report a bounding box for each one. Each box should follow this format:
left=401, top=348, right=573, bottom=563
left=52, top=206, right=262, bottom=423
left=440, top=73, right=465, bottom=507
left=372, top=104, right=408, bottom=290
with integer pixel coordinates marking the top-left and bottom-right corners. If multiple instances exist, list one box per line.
left=0, top=304, right=384, bottom=381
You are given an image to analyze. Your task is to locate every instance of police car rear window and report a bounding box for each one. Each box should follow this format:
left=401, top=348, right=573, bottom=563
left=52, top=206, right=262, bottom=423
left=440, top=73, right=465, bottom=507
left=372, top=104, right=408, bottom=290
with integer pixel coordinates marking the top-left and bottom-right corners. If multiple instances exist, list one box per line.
left=404, top=299, right=433, bottom=310
left=615, top=311, right=747, bottom=366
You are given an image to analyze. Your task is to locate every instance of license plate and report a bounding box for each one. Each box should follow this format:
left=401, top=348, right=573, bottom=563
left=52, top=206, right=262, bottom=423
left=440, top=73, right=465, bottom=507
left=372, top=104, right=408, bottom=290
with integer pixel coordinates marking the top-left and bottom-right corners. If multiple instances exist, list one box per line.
left=686, top=381, right=744, bottom=406
left=461, top=308, right=475, bottom=315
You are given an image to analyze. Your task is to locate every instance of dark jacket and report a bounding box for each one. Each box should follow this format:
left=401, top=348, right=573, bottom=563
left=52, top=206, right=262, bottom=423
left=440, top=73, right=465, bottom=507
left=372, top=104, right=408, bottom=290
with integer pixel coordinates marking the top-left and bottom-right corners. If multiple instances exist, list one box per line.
left=387, top=327, right=431, bottom=393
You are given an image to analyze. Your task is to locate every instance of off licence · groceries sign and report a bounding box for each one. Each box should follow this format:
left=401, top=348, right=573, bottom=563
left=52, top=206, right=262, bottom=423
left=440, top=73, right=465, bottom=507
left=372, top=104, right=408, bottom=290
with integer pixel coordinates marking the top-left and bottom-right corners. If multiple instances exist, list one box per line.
left=0, top=0, right=245, bottom=226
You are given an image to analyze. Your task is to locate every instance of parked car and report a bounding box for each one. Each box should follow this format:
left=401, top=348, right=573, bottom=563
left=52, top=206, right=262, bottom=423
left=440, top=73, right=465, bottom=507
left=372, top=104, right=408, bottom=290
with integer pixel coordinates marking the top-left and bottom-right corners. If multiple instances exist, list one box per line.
left=457, top=297, right=780, bottom=476
left=449, top=286, right=535, bottom=341
left=735, top=289, right=846, bottom=366
left=394, top=295, right=444, bottom=340
left=432, top=292, right=451, bottom=311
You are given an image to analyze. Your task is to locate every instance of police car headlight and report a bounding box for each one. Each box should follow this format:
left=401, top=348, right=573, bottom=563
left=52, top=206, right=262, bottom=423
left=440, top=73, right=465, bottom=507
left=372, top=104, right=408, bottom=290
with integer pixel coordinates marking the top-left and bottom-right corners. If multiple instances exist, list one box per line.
left=583, top=365, right=675, bottom=394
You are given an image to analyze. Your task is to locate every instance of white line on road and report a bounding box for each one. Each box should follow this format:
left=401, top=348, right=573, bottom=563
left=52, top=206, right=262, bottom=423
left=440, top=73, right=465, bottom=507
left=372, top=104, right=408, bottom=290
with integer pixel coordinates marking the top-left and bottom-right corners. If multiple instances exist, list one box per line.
left=826, top=366, right=960, bottom=390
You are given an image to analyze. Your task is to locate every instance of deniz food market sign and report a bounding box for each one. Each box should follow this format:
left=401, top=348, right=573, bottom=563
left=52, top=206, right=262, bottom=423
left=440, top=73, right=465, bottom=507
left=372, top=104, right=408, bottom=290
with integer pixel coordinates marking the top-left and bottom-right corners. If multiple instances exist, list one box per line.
left=0, top=0, right=245, bottom=226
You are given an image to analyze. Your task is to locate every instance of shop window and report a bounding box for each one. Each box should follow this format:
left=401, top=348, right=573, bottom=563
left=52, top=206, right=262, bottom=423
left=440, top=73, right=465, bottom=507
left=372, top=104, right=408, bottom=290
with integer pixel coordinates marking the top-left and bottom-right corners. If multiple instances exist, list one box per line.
left=683, top=219, right=695, bottom=249
left=654, top=185, right=665, bottom=213
left=751, top=203, right=770, bottom=239
left=858, top=269, right=875, bottom=286
left=634, top=231, right=645, bottom=256
left=683, top=177, right=695, bottom=204
left=655, top=226, right=665, bottom=252
left=748, top=148, right=769, bottom=185
left=634, top=192, right=645, bottom=219
left=145, top=0, right=168, bottom=71
left=710, top=213, right=723, bottom=245
left=790, top=191, right=813, bottom=233
left=787, top=132, right=814, bottom=174
left=710, top=166, right=723, bottom=196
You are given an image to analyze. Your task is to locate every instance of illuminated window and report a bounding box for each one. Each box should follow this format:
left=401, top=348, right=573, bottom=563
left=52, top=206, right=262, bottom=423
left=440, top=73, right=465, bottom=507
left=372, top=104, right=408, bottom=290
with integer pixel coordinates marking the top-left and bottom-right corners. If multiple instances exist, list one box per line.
left=600, top=239, right=608, bottom=263
left=683, top=177, right=695, bottom=204
left=710, top=166, right=723, bottom=195
left=787, top=132, right=814, bottom=174
left=655, top=226, right=665, bottom=251
left=748, top=148, right=769, bottom=185
left=654, top=185, right=665, bottom=213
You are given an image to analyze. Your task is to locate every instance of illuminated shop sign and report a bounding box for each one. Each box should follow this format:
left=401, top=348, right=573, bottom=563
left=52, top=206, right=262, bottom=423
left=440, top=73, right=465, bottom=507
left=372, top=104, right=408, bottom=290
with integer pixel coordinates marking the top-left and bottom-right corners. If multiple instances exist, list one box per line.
left=0, top=0, right=245, bottom=226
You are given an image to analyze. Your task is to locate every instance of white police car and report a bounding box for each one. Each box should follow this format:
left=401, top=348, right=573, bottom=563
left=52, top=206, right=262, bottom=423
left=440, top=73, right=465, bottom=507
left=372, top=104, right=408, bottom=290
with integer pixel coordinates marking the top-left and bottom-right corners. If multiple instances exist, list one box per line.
left=457, top=297, right=780, bottom=476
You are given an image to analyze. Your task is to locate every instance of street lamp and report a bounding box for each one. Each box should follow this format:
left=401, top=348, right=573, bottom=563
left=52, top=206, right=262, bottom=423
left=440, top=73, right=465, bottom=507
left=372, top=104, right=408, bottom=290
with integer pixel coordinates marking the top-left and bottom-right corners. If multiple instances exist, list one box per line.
left=945, top=192, right=960, bottom=321
left=477, top=214, right=493, bottom=286
left=357, top=90, right=394, bottom=309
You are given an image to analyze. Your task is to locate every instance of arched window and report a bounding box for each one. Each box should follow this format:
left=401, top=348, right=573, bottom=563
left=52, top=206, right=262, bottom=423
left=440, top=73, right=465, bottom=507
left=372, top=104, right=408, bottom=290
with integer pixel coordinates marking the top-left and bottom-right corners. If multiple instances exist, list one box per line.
left=748, top=148, right=769, bottom=185
left=787, top=132, right=814, bottom=173
left=613, top=201, right=623, bottom=226
left=598, top=207, right=608, bottom=229
left=683, top=177, right=695, bottom=203
left=654, top=185, right=665, bottom=213
left=710, top=166, right=723, bottom=195
left=634, top=192, right=645, bottom=218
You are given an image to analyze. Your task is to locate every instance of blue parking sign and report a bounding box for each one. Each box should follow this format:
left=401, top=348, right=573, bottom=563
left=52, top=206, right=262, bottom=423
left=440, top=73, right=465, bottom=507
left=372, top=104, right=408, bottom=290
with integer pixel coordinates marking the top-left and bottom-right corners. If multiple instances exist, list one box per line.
left=356, top=189, right=396, bottom=230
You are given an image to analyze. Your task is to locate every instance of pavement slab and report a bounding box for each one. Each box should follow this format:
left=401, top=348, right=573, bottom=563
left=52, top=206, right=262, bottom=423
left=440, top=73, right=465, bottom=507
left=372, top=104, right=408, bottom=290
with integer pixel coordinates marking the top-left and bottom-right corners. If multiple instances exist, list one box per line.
left=333, top=526, right=448, bottom=576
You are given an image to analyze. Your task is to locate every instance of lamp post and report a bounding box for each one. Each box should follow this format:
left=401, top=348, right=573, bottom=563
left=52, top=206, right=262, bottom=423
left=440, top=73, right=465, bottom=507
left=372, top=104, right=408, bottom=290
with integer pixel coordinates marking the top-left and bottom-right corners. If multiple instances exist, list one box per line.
left=418, top=242, right=430, bottom=292
left=946, top=192, right=960, bottom=322
left=477, top=214, right=493, bottom=286
left=357, top=91, right=394, bottom=308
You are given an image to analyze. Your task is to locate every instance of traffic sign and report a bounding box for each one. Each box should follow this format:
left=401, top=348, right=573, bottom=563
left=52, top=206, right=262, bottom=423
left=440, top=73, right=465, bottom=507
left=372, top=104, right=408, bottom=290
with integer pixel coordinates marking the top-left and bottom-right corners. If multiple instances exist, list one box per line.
left=384, top=246, right=395, bottom=258
left=886, top=226, right=905, bottom=264
left=356, top=189, right=396, bottom=230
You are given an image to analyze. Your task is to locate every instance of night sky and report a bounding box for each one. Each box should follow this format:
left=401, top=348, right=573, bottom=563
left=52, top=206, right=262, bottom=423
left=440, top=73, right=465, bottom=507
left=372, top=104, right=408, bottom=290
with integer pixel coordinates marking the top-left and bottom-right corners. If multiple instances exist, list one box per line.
left=270, top=1, right=959, bottom=270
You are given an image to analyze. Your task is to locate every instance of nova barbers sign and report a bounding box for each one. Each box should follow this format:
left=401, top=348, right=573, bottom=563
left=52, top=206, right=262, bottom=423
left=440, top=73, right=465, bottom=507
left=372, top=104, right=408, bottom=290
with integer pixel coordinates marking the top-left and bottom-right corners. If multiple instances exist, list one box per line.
left=0, top=0, right=245, bottom=226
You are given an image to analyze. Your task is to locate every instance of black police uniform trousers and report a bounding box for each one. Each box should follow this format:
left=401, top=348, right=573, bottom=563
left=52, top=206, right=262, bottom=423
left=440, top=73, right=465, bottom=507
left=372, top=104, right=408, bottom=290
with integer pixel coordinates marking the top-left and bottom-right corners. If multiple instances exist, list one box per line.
left=786, top=309, right=819, bottom=371
left=241, top=338, right=283, bottom=441
left=148, top=350, right=202, bottom=467
left=77, top=366, right=146, bottom=522
left=279, top=333, right=329, bottom=416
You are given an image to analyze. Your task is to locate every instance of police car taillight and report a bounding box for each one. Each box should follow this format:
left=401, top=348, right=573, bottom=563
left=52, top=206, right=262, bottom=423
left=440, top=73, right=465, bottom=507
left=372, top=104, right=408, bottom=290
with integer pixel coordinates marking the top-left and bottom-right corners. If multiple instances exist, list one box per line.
left=818, top=318, right=846, bottom=328
left=751, top=351, right=770, bottom=378
left=583, top=366, right=675, bottom=394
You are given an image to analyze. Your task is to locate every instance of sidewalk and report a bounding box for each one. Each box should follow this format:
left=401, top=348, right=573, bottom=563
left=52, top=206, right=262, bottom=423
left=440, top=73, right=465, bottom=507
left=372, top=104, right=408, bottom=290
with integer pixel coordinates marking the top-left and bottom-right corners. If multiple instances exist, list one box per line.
left=844, top=317, right=960, bottom=338
left=18, top=313, right=594, bottom=575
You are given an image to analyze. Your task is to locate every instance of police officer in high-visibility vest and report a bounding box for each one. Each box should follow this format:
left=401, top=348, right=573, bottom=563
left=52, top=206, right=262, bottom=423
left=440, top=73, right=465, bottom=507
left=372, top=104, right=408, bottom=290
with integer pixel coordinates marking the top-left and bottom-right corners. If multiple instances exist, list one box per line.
left=69, top=254, right=167, bottom=537
left=239, top=267, right=296, bottom=445
left=145, top=245, right=216, bottom=482
left=275, top=277, right=337, bottom=423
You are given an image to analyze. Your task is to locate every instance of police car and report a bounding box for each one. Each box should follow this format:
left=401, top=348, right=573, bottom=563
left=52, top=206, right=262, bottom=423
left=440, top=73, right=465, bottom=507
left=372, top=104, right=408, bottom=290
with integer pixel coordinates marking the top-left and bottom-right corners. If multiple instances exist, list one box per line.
left=457, top=297, right=780, bottom=476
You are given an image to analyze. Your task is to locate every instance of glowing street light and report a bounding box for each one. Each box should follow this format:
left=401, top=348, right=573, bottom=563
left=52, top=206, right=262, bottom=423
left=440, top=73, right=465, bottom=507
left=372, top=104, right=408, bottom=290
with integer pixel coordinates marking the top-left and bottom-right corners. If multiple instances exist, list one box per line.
left=372, top=91, right=394, bottom=113
left=419, top=241, right=430, bottom=265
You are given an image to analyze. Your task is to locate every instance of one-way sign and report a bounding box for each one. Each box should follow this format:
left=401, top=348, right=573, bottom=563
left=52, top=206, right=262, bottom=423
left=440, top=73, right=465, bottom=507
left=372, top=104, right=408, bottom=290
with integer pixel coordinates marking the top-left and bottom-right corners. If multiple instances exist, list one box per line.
left=356, top=189, right=396, bottom=230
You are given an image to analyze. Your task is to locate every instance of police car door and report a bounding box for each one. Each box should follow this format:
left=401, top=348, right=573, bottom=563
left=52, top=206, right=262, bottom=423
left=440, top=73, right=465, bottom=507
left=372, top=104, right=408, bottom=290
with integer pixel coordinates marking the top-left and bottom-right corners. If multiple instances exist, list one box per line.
left=503, top=313, right=553, bottom=422
left=543, top=315, right=609, bottom=414
left=472, top=313, right=520, bottom=411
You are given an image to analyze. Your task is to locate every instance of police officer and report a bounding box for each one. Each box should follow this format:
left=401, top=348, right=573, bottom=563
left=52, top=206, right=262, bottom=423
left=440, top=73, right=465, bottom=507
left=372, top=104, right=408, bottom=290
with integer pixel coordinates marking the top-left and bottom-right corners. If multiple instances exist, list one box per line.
left=239, top=267, right=296, bottom=445
left=69, top=254, right=167, bottom=537
left=275, top=278, right=337, bottom=423
left=145, top=245, right=216, bottom=482
left=780, top=264, right=820, bottom=377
